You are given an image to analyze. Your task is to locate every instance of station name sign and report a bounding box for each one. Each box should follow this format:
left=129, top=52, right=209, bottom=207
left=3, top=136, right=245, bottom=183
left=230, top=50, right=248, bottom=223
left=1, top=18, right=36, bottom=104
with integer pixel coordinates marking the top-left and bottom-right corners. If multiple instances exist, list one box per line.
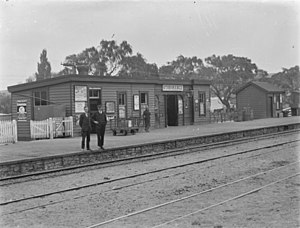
left=162, top=85, right=183, bottom=92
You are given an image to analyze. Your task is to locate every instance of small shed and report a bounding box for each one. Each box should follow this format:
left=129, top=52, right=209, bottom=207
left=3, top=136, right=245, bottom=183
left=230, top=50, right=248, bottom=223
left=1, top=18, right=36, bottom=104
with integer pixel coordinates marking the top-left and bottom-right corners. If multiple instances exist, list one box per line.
left=236, top=81, right=285, bottom=119
left=290, top=91, right=300, bottom=116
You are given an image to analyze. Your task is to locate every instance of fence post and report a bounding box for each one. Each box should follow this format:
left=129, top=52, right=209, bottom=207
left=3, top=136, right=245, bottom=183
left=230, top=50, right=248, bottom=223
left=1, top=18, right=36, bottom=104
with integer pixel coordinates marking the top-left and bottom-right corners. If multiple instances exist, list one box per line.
left=70, top=116, right=74, bottom=137
left=49, top=118, right=53, bottom=139
left=30, top=120, right=33, bottom=139
left=12, top=120, right=18, bottom=143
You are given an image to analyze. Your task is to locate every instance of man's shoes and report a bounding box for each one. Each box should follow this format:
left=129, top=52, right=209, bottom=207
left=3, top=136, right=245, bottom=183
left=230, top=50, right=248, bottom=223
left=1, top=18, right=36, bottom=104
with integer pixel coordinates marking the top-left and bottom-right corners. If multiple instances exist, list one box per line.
left=101, top=146, right=104, bottom=150
left=81, top=149, right=84, bottom=152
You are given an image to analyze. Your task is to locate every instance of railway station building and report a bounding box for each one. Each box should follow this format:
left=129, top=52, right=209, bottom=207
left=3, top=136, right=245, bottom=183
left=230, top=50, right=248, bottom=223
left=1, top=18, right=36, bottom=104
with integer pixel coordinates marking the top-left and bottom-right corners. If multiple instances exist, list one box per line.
left=7, top=75, right=211, bottom=140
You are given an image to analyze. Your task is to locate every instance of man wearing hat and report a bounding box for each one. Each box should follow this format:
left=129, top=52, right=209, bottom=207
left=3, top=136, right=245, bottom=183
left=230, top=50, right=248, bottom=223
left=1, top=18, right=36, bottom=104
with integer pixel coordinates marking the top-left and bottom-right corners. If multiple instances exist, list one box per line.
left=92, top=104, right=107, bottom=150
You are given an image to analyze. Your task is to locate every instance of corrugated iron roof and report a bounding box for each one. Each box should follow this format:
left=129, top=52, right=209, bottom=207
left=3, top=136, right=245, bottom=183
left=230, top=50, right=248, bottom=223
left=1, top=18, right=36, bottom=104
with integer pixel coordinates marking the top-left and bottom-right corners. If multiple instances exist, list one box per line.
left=236, top=81, right=284, bottom=94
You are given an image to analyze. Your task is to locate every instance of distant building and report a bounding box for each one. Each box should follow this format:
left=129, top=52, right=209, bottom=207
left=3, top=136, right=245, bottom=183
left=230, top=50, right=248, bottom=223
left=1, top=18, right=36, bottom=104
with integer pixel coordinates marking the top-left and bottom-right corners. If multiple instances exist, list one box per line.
left=236, top=81, right=285, bottom=119
left=290, top=91, right=300, bottom=116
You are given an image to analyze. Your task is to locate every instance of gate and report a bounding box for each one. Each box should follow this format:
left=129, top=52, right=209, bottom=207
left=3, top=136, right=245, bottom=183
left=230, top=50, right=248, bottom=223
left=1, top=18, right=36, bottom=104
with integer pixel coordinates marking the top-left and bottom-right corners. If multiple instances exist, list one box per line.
left=0, top=120, right=17, bottom=144
left=30, top=117, right=73, bottom=140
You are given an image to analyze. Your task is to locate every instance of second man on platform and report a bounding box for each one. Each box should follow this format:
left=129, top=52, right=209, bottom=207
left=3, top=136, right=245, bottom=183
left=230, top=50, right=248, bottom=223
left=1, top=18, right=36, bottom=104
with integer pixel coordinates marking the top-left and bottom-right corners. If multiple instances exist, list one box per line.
left=92, top=104, right=107, bottom=150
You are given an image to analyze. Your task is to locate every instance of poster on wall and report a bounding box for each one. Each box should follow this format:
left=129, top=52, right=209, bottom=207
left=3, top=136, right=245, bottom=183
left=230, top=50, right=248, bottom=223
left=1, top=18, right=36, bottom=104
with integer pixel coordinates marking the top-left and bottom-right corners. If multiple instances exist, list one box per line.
left=133, top=95, right=139, bottom=110
left=75, top=101, right=86, bottom=113
left=178, top=98, right=183, bottom=114
left=118, top=105, right=126, bottom=118
left=17, top=100, right=27, bottom=121
left=75, top=86, right=87, bottom=101
left=106, top=101, right=115, bottom=114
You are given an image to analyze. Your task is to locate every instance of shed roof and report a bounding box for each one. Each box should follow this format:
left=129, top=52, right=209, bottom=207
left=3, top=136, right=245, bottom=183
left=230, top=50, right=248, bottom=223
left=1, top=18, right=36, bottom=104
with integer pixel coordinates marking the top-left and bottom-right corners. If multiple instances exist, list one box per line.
left=236, top=81, right=284, bottom=94
left=7, top=74, right=211, bottom=93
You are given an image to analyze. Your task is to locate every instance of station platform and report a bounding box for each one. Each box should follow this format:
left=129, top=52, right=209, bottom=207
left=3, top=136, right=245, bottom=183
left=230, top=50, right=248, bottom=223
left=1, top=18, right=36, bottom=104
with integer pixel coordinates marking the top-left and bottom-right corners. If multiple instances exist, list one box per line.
left=0, top=117, right=299, bottom=178
left=1, top=116, right=300, bottom=164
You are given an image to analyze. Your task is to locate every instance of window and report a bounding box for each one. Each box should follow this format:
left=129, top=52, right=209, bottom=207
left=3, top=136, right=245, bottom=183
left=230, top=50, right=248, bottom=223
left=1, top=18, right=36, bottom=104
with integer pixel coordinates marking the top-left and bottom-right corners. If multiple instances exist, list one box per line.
left=199, top=92, right=206, bottom=116
left=89, top=89, right=100, bottom=98
left=88, top=88, right=101, bottom=113
left=34, top=90, right=48, bottom=106
left=140, top=92, right=148, bottom=114
left=276, top=94, right=281, bottom=110
left=118, top=93, right=126, bottom=105
left=141, top=93, right=148, bottom=105
left=118, top=92, right=126, bottom=118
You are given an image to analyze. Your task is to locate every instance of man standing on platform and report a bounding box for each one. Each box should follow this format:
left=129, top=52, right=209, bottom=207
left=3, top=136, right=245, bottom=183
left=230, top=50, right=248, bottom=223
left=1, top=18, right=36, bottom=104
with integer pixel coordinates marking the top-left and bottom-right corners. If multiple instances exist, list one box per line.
left=143, top=105, right=151, bottom=132
left=79, top=106, right=92, bottom=151
left=92, top=104, right=107, bottom=150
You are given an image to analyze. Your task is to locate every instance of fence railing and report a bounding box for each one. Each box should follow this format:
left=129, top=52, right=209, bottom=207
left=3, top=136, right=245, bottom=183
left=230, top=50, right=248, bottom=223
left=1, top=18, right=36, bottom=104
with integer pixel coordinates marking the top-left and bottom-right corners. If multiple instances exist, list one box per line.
left=30, top=116, right=73, bottom=140
left=209, top=111, right=238, bottom=123
left=0, top=120, right=17, bottom=144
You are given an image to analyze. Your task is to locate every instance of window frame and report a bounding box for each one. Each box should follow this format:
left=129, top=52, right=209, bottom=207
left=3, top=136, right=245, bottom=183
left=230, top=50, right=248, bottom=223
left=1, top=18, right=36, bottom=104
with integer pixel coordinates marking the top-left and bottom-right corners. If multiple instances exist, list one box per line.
left=198, top=92, right=206, bottom=116
left=33, top=89, right=49, bottom=106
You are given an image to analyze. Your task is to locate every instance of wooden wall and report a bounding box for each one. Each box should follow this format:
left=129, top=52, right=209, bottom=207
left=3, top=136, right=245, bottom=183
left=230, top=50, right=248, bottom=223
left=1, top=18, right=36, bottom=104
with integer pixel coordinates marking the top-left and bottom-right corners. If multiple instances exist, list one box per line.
left=11, top=91, right=32, bottom=141
left=237, top=85, right=267, bottom=119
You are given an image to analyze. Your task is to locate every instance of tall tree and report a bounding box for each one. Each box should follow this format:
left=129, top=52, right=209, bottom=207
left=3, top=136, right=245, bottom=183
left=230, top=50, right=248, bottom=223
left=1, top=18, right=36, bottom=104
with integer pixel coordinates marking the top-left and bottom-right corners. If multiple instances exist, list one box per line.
left=61, top=40, right=133, bottom=76
left=0, top=91, right=11, bottom=114
left=270, top=66, right=300, bottom=92
left=267, top=66, right=300, bottom=106
left=204, top=54, right=258, bottom=109
left=35, top=49, right=51, bottom=81
left=119, top=53, right=159, bottom=78
left=159, top=55, right=203, bottom=79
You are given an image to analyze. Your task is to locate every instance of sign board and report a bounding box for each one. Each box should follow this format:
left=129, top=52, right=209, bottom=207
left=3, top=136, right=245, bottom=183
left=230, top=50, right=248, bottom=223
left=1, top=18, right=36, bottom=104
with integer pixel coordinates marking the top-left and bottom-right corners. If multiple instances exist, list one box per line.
left=106, top=101, right=115, bottom=114
left=75, top=86, right=87, bottom=101
left=133, top=95, right=139, bottom=110
left=162, top=85, right=183, bottom=92
left=75, top=101, right=86, bottom=113
left=17, top=100, right=27, bottom=121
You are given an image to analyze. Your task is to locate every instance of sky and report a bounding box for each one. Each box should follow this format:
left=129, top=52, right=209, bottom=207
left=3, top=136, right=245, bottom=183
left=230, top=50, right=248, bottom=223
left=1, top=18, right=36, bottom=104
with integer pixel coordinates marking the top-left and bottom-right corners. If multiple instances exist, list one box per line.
left=0, top=0, right=299, bottom=90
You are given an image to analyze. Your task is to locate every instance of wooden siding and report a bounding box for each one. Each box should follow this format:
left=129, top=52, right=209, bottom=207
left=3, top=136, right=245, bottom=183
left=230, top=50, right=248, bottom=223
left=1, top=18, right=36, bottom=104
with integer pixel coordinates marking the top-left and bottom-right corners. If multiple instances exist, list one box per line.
left=49, top=83, right=72, bottom=116
left=11, top=91, right=32, bottom=140
left=237, top=85, right=267, bottom=119
left=192, top=85, right=211, bottom=124
left=71, top=82, right=155, bottom=131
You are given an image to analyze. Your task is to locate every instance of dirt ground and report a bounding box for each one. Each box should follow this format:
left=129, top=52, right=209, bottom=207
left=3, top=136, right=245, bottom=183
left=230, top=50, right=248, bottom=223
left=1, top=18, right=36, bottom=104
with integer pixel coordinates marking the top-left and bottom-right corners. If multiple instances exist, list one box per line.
left=1, top=134, right=299, bottom=228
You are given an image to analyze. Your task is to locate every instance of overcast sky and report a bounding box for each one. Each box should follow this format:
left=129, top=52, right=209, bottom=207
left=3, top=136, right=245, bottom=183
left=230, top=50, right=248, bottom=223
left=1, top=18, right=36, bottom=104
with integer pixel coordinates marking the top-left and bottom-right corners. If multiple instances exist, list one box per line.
left=0, top=0, right=299, bottom=90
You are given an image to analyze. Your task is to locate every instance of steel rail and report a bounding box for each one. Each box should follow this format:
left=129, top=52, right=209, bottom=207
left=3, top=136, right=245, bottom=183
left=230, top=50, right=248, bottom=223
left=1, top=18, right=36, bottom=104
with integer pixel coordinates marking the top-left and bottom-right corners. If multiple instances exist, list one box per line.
left=1, top=138, right=298, bottom=209
left=85, top=162, right=300, bottom=227
left=1, top=129, right=299, bottom=182
left=152, top=173, right=300, bottom=228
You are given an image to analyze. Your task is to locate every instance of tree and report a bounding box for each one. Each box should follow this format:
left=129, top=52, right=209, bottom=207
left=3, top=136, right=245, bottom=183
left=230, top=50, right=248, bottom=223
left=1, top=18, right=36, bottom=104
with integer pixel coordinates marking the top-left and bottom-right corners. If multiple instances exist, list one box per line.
left=267, top=66, right=300, bottom=106
left=25, top=74, right=36, bottom=83
left=270, top=66, right=300, bottom=92
left=35, top=49, right=51, bottom=81
left=0, top=91, right=11, bottom=114
left=204, top=54, right=258, bottom=109
left=159, top=55, right=204, bottom=79
left=61, top=40, right=133, bottom=76
left=119, top=53, right=159, bottom=78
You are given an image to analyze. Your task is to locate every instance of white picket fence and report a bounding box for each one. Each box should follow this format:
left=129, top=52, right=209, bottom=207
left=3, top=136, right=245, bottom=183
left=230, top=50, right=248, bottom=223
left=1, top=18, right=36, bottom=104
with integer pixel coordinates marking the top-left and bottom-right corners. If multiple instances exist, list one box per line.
left=0, top=120, right=18, bottom=144
left=30, top=116, right=73, bottom=140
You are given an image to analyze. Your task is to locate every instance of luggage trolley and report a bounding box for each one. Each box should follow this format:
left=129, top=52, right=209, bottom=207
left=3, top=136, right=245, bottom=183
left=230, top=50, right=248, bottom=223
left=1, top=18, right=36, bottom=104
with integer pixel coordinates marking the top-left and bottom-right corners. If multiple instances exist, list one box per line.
left=110, top=117, right=142, bottom=136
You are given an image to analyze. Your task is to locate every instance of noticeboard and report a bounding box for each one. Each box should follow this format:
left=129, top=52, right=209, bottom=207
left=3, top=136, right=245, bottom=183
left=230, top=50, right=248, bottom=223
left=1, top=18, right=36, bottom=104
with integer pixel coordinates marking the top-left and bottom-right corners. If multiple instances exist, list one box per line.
left=17, top=100, right=27, bottom=121
left=75, top=86, right=87, bottom=101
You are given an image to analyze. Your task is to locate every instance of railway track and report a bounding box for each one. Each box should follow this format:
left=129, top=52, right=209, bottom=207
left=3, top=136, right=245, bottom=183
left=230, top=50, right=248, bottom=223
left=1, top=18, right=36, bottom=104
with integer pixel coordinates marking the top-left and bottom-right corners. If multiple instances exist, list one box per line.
left=1, top=133, right=298, bottom=214
left=1, top=129, right=299, bottom=183
left=85, top=162, right=299, bottom=227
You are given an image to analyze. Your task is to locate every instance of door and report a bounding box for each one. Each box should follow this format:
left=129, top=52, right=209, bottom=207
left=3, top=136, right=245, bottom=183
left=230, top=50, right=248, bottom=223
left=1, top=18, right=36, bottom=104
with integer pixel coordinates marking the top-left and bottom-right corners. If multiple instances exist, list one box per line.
left=268, top=96, right=273, bottom=117
left=166, top=95, right=178, bottom=126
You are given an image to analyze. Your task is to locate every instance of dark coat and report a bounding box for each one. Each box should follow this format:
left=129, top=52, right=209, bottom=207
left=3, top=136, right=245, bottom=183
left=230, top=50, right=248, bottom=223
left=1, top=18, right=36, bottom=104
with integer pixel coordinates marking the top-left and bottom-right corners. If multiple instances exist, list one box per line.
left=79, top=113, right=92, bottom=131
left=143, top=109, right=151, bottom=123
left=92, top=111, right=107, bottom=129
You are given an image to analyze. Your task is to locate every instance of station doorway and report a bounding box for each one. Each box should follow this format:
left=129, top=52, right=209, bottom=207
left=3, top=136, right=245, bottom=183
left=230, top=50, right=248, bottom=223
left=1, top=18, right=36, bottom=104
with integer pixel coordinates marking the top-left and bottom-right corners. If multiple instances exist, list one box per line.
left=165, top=95, right=178, bottom=126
